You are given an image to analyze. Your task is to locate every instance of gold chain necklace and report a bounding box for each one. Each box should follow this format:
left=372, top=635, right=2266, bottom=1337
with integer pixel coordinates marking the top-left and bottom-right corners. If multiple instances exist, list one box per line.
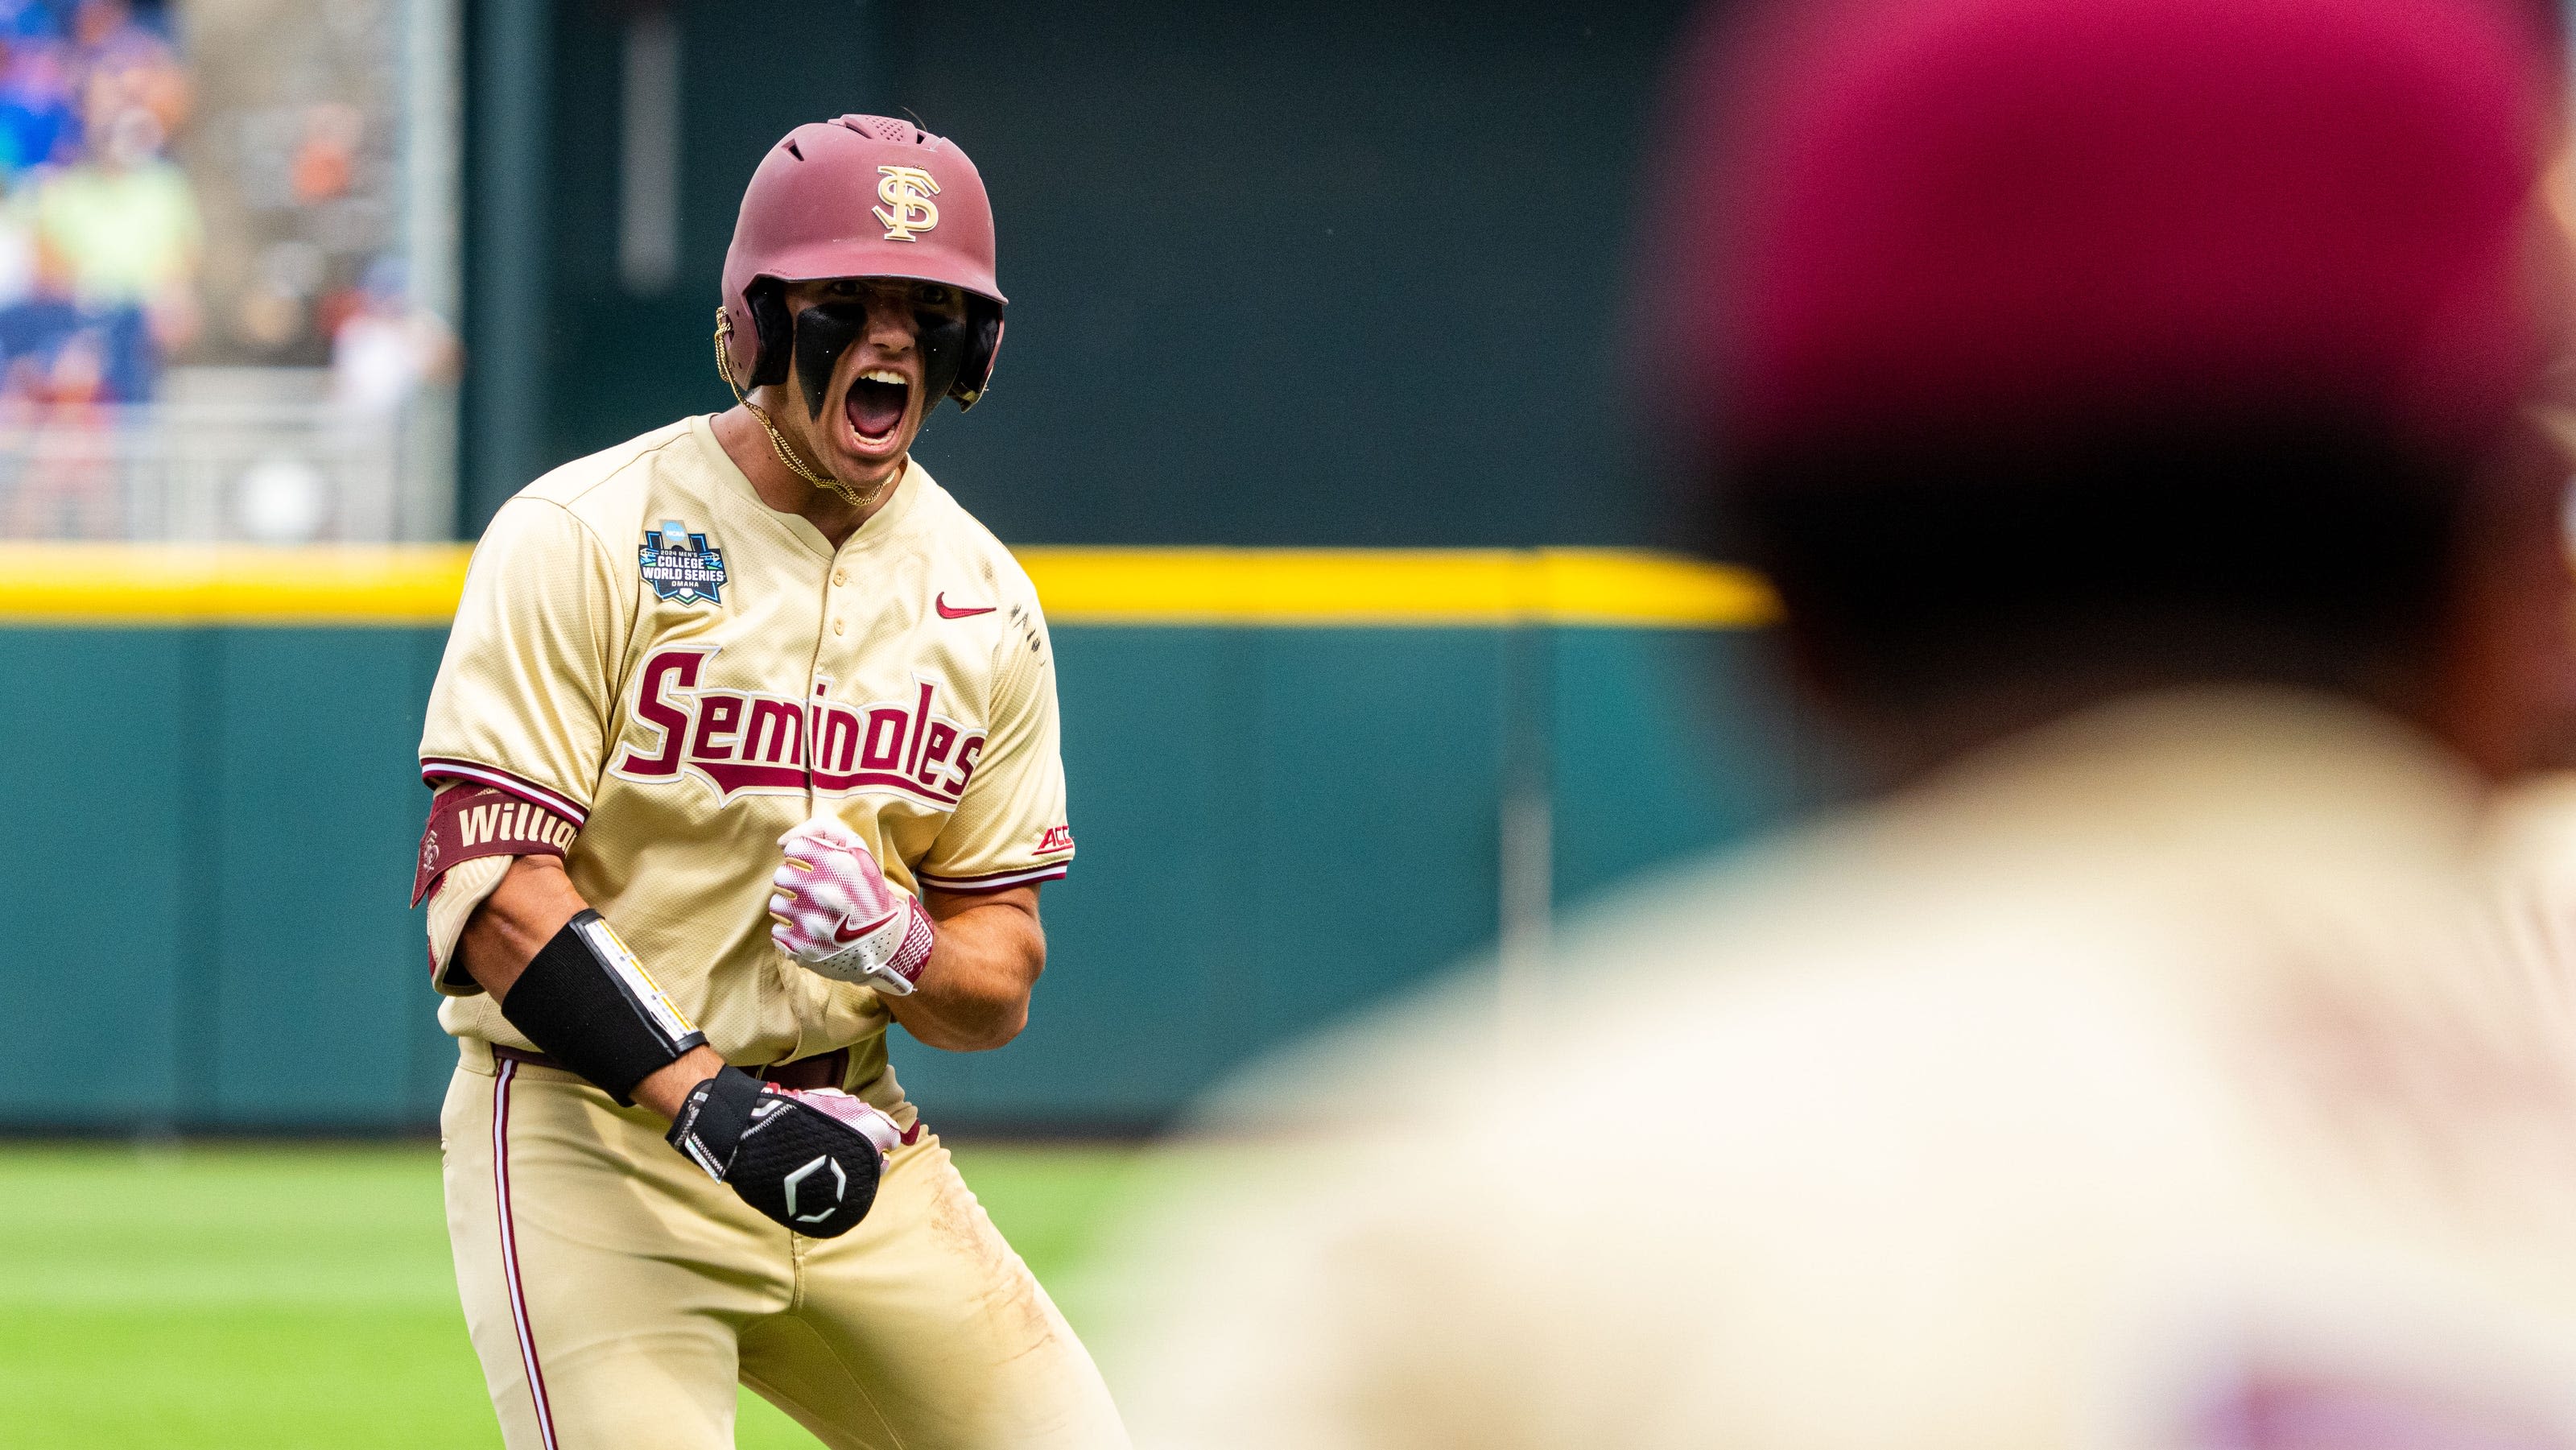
left=712, top=310, right=885, bottom=511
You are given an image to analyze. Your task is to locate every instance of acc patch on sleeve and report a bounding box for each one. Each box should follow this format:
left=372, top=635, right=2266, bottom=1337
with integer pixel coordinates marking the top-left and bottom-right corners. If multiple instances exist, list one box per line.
left=413, top=784, right=580, bottom=906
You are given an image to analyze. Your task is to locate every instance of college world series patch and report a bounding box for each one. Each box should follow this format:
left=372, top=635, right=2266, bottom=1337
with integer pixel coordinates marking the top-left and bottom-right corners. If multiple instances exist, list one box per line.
left=640, top=521, right=727, bottom=605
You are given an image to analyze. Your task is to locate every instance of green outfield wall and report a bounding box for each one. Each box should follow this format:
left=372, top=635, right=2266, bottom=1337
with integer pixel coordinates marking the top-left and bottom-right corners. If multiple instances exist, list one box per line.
left=0, top=548, right=1798, bottom=1132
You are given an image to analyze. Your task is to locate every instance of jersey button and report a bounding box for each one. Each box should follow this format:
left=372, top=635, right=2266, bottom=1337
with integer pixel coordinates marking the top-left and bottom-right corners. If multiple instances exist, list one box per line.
left=832, top=569, right=848, bottom=586
left=832, top=618, right=845, bottom=635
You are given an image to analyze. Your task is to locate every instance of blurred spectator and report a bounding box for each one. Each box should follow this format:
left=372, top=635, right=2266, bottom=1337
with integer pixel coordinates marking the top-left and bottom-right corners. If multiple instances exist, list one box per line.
left=0, top=0, right=188, bottom=539
left=236, top=238, right=320, bottom=354
left=315, top=252, right=452, bottom=543
left=0, top=35, right=77, bottom=172
left=0, top=277, right=118, bottom=535
left=74, top=0, right=185, bottom=143
left=0, top=265, right=148, bottom=403
left=1106, top=1, right=2576, bottom=1446
left=0, top=0, right=421, bottom=540
left=328, top=255, right=457, bottom=419
left=0, top=220, right=145, bottom=535
left=35, top=103, right=198, bottom=359
left=288, top=101, right=359, bottom=205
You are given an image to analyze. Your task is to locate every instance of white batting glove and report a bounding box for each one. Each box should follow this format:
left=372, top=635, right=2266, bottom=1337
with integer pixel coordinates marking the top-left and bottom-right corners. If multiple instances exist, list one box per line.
left=770, top=817, right=935, bottom=995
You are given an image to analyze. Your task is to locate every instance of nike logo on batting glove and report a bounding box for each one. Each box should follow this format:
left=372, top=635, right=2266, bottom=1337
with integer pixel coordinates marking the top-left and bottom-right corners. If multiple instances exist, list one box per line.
left=770, top=816, right=937, bottom=994
left=831, top=909, right=898, bottom=945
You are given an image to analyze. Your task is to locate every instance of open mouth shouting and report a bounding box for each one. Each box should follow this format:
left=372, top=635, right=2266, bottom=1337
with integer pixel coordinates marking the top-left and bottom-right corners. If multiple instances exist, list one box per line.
left=774, top=275, right=960, bottom=490
left=848, top=367, right=910, bottom=446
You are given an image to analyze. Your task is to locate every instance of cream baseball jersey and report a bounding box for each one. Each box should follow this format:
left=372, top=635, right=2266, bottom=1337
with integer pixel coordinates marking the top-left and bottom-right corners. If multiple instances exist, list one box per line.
left=415, top=415, right=1073, bottom=1117
left=1110, top=693, right=2576, bottom=1450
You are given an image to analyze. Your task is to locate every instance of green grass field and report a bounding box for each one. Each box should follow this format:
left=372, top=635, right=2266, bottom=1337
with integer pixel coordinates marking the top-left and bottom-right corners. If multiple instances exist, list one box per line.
left=0, top=1140, right=1146, bottom=1448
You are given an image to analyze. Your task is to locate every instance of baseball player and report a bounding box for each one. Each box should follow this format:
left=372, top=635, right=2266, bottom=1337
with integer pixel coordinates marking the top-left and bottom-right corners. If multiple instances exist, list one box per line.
left=411, top=115, right=1127, bottom=1449
left=1110, top=2, right=2576, bottom=1446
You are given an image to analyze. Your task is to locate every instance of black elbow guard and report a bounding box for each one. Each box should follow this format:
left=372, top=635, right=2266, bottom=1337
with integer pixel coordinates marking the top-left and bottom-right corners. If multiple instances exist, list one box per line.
left=498, top=910, right=706, bottom=1105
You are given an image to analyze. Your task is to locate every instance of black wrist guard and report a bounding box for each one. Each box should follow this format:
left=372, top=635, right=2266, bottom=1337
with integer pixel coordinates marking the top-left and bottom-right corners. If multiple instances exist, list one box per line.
left=498, top=910, right=707, bottom=1105
left=666, top=1067, right=887, bottom=1238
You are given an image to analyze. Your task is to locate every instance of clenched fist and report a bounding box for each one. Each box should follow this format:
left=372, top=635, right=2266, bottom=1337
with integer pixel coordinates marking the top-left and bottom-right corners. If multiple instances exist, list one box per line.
left=667, top=1068, right=904, bottom=1237
left=770, top=816, right=935, bottom=995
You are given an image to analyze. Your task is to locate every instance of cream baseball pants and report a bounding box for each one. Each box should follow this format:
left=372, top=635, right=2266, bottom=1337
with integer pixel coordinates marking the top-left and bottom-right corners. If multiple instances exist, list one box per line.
left=440, top=1040, right=1130, bottom=1450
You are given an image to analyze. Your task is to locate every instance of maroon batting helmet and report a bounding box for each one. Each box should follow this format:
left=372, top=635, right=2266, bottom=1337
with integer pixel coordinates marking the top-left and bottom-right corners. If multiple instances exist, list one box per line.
left=720, top=115, right=1007, bottom=411
left=1645, top=0, right=2566, bottom=708
left=1663, top=0, right=2559, bottom=473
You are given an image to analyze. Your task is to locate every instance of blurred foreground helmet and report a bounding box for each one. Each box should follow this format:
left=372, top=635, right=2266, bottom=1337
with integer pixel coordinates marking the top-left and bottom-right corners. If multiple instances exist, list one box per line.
left=1657, top=0, right=2562, bottom=475
left=720, top=115, right=1007, bottom=411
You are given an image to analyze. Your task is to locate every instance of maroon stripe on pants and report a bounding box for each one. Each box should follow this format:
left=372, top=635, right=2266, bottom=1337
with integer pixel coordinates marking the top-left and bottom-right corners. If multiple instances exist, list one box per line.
left=493, top=1060, right=562, bottom=1450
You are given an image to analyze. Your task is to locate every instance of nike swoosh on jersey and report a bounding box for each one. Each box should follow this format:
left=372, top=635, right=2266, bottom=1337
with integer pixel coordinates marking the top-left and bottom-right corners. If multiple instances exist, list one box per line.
left=935, top=593, right=997, bottom=619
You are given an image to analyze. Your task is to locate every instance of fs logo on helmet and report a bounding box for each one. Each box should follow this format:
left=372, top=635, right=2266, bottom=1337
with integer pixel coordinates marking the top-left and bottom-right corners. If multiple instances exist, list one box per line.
left=873, top=166, right=940, bottom=242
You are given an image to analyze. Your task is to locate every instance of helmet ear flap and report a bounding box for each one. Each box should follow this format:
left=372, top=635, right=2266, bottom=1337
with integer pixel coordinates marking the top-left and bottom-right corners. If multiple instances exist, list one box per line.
left=952, top=298, right=1004, bottom=411
left=745, top=278, right=794, bottom=388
